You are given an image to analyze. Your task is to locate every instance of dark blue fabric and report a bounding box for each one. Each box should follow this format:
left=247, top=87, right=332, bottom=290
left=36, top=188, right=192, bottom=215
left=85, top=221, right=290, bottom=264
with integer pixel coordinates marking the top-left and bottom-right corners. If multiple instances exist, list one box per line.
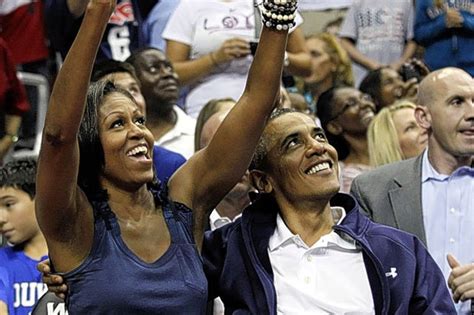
left=61, top=184, right=208, bottom=314
left=153, top=145, right=186, bottom=183
left=45, top=0, right=142, bottom=62
left=203, top=193, right=456, bottom=315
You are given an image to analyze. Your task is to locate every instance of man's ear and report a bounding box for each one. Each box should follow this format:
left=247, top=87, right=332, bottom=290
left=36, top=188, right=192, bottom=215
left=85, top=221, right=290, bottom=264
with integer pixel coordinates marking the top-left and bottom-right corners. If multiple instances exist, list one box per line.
left=249, top=170, right=273, bottom=194
left=327, top=120, right=343, bottom=135
left=415, top=105, right=431, bottom=130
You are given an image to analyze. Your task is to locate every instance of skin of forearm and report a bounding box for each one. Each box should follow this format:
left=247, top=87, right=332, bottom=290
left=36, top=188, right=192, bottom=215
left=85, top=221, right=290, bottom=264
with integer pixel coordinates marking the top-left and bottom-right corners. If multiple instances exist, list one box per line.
left=4, top=114, right=22, bottom=136
left=0, top=301, right=8, bottom=315
left=400, top=41, right=417, bottom=62
left=171, top=56, right=216, bottom=86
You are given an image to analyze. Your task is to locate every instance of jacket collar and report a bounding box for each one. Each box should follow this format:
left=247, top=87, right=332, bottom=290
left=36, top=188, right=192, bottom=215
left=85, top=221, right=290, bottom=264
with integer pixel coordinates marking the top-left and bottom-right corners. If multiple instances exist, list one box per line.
left=241, top=192, right=370, bottom=251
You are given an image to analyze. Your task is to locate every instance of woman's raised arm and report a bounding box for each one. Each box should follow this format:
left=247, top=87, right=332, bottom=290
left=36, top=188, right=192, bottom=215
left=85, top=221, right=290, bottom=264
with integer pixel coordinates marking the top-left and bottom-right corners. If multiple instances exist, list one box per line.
left=169, top=0, right=298, bottom=247
left=36, top=1, right=114, bottom=266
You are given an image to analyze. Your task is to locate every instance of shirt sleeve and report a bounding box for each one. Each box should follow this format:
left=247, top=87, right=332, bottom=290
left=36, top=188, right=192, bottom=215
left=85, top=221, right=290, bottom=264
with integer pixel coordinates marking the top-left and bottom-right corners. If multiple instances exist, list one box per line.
left=338, top=0, right=359, bottom=40
left=142, top=0, right=181, bottom=50
left=162, top=0, right=195, bottom=46
left=406, top=1, right=415, bottom=40
left=414, top=0, right=447, bottom=46
left=0, top=266, right=9, bottom=305
left=460, top=7, right=474, bottom=32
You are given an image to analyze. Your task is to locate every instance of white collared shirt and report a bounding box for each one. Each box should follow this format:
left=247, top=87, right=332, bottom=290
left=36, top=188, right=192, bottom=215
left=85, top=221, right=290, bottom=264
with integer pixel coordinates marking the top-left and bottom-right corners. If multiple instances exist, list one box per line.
left=154, top=106, right=196, bottom=159
left=268, top=207, right=374, bottom=314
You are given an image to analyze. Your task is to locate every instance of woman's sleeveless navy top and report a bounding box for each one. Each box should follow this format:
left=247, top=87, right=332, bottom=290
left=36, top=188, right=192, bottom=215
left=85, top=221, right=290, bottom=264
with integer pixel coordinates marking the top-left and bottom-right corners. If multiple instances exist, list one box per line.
left=61, top=184, right=208, bottom=314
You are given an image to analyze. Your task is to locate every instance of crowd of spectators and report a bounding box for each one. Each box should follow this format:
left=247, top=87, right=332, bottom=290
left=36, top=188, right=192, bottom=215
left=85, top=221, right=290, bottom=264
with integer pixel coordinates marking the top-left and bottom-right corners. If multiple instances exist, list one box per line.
left=0, top=0, right=473, bottom=314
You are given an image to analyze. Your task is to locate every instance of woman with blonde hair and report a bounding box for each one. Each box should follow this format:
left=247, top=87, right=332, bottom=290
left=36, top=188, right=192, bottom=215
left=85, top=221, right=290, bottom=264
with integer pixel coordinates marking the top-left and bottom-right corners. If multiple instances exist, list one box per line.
left=299, top=32, right=354, bottom=112
left=368, top=100, right=428, bottom=167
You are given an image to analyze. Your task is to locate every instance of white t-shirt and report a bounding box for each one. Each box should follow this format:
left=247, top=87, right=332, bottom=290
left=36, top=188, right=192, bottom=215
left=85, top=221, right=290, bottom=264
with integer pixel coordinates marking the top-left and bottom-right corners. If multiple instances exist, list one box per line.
left=163, top=0, right=302, bottom=118
left=154, top=106, right=196, bottom=159
left=339, top=0, right=414, bottom=86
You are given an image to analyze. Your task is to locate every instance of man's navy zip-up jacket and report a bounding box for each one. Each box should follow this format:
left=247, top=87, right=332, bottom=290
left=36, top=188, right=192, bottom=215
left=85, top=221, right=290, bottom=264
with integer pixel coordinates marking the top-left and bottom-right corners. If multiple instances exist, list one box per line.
left=203, top=193, right=456, bottom=314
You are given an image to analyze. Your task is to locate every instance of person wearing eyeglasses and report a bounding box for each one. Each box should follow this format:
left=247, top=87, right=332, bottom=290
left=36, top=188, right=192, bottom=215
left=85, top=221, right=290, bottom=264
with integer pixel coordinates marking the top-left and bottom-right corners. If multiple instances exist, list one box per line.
left=317, top=86, right=376, bottom=192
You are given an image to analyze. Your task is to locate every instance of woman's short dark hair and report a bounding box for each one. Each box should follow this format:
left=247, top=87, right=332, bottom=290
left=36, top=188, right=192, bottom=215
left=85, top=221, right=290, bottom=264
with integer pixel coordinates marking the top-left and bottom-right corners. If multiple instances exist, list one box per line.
left=359, top=67, right=386, bottom=110
left=316, top=86, right=350, bottom=160
left=78, top=80, right=136, bottom=196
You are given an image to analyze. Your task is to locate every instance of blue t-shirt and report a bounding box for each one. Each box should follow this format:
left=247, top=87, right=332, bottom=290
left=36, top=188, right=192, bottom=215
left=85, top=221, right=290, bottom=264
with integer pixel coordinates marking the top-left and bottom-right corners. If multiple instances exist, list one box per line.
left=45, top=0, right=143, bottom=61
left=153, top=145, right=186, bottom=183
left=0, top=246, right=48, bottom=315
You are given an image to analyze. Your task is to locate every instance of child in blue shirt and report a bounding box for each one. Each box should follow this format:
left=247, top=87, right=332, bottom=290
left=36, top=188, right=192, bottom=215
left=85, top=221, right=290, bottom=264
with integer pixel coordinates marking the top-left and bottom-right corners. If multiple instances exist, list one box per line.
left=0, top=159, right=48, bottom=315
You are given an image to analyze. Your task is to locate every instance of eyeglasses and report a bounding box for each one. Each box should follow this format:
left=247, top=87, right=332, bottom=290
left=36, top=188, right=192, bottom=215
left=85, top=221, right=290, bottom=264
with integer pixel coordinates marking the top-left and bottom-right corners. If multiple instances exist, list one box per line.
left=329, top=93, right=373, bottom=121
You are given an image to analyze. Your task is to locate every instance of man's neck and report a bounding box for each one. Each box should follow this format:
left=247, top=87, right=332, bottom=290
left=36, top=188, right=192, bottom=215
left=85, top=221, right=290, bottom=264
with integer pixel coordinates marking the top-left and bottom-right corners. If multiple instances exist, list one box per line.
left=427, top=142, right=473, bottom=175
left=278, top=199, right=334, bottom=247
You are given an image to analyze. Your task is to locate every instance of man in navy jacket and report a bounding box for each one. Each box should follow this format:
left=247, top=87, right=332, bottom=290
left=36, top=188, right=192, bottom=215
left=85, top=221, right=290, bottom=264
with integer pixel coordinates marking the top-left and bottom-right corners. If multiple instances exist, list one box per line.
left=203, top=108, right=455, bottom=314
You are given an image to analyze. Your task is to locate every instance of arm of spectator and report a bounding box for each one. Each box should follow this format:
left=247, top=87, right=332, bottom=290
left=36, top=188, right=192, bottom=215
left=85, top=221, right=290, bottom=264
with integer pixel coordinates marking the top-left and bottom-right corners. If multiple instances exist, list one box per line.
left=447, top=254, right=474, bottom=303
left=414, top=1, right=448, bottom=46
left=0, top=114, right=22, bottom=161
left=285, top=27, right=312, bottom=77
left=0, top=302, right=7, bottom=315
left=0, top=267, right=9, bottom=314
left=168, top=25, right=288, bottom=249
left=166, top=38, right=251, bottom=86
left=36, top=1, right=113, bottom=268
left=389, top=40, right=417, bottom=71
left=339, top=38, right=382, bottom=70
left=411, top=239, right=456, bottom=312
left=460, top=9, right=474, bottom=32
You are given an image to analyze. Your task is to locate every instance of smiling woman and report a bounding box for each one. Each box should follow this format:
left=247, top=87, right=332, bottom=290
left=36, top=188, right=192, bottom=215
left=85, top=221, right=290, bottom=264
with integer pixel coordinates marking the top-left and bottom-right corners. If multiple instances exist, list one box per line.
left=35, top=0, right=290, bottom=313
left=317, top=86, right=375, bottom=192
left=368, top=100, right=428, bottom=167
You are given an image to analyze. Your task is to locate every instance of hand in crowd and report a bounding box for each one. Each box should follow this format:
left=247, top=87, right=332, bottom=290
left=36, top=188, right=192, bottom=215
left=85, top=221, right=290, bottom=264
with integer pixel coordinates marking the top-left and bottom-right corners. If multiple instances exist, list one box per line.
left=445, top=7, right=464, bottom=28
left=389, top=61, right=405, bottom=71
left=37, top=259, right=68, bottom=299
left=211, top=38, right=251, bottom=65
left=366, top=60, right=382, bottom=71
left=0, top=137, right=12, bottom=161
left=447, top=254, right=474, bottom=303
left=402, top=78, right=419, bottom=102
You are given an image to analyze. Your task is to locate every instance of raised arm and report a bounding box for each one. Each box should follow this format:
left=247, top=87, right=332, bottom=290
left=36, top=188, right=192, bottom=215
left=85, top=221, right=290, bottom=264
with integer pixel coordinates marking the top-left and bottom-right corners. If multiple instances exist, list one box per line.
left=36, top=1, right=114, bottom=268
left=169, top=2, right=293, bottom=246
left=285, top=27, right=312, bottom=77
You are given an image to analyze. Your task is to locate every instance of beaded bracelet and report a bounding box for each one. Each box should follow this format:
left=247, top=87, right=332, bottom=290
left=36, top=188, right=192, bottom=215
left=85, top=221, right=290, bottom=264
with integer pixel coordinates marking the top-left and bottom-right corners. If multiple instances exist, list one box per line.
left=261, top=0, right=298, bottom=31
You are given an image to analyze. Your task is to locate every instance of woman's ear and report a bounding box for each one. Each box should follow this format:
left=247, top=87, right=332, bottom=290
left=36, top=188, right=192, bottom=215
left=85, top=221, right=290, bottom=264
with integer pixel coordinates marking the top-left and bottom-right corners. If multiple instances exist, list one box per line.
left=249, top=170, right=273, bottom=194
left=327, top=120, right=343, bottom=135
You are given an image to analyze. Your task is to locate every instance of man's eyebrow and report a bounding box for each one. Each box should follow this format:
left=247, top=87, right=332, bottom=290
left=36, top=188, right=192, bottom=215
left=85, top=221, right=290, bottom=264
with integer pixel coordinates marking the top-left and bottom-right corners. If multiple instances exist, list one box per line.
left=280, top=132, right=299, bottom=149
